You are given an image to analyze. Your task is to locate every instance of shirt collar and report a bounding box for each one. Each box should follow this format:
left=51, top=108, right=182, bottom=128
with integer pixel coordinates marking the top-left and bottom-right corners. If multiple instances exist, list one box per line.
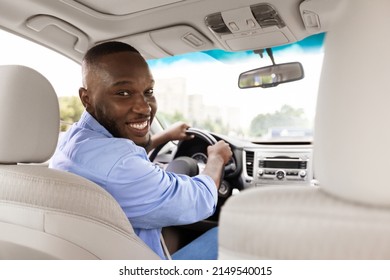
left=79, top=111, right=113, bottom=138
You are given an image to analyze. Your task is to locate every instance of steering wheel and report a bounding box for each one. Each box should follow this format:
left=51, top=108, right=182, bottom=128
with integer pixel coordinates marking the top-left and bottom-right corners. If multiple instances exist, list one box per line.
left=149, top=127, right=217, bottom=162
left=149, top=127, right=225, bottom=184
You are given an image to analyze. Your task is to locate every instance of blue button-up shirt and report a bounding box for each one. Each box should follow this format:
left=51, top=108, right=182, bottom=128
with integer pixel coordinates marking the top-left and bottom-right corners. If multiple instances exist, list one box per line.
left=49, top=111, right=218, bottom=259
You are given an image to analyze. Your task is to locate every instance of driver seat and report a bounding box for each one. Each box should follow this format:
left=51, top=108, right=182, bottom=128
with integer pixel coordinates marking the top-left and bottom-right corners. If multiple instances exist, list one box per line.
left=218, top=0, right=390, bottom=259
left=0, top=65, right=159, bottom=259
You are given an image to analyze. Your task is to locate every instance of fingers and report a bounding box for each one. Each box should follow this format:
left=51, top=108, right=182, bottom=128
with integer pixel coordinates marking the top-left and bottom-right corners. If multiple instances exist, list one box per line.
left=207, top=140, right=232, bottom=165
left=167, top=122, right=193, bottom=141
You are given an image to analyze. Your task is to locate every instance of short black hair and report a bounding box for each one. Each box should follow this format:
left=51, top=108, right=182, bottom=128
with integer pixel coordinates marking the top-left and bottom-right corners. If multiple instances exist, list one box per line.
left=83, top=41, right=140, bottom=65
left=81, top=41, right=141, bottom=86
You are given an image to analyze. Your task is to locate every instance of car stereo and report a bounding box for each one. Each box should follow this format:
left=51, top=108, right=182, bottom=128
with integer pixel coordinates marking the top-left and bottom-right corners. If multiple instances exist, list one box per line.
left=243, top=148, right=312, bottom=187
left=258, top=156, right=308, bottom=181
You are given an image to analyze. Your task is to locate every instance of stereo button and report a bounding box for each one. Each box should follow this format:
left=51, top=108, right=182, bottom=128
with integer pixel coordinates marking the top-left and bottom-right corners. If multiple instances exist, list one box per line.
left=276, top=170, right=285, bottom=180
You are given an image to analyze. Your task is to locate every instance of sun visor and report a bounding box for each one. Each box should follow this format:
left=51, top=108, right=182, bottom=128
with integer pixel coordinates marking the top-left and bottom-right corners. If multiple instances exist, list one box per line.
left=73, top=0, right=185, bottom=16
left=113, top=25, right=214, bottom=59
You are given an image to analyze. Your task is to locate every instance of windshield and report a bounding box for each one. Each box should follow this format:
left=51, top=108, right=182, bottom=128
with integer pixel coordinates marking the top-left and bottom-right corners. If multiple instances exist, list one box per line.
left=0, top=28, right=324, bottom=143
left=149, top=33, right=324, bottom=143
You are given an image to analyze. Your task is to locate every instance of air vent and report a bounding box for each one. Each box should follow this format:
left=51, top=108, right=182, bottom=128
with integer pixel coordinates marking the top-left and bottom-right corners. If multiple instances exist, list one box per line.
left=245, top=150, right=255, bottom=177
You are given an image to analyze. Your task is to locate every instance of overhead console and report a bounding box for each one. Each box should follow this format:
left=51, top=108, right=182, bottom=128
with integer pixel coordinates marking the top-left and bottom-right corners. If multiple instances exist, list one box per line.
left=205, top=3, right=296, bottom=51
left=242, top=146, right=313, bottom=188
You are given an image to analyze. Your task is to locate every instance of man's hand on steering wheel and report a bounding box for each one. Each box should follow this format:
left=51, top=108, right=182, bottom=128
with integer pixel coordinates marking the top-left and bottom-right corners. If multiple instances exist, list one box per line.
left=147, top=122, right=193, bottom=153
left=165, top=122, right=195, bottom=142
left=149, top=127, right=233, bottom=191
left=202, top=140, right=233, bottom=188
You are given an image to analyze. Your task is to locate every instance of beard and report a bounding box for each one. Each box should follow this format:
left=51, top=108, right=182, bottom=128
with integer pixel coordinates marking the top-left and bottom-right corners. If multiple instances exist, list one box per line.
left=92, top=105, right=151, bottom=148
left=94, top=106, right=123, bottom=139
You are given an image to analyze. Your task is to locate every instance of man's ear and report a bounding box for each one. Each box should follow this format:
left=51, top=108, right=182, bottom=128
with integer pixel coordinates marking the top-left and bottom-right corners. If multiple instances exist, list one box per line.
left=79, top=87, right=90, bottom=109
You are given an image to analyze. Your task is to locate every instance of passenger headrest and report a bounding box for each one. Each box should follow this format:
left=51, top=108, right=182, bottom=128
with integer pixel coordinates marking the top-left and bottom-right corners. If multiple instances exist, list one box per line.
left=0, top=65, right=59, bottom=164
left=314, top=1, right=390, bottom=206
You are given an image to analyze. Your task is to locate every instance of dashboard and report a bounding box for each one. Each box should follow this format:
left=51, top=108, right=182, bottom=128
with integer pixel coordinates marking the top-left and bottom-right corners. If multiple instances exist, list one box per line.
left=171, top=132, right=314, bottom=192
left=155, top=130, right=314, bottom=223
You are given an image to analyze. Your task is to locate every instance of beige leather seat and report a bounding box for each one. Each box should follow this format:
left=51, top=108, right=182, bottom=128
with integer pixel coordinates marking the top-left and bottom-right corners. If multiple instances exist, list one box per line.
left=0, top=65, right=159, bottom=259
left=218, top=0, right=390, bottom=259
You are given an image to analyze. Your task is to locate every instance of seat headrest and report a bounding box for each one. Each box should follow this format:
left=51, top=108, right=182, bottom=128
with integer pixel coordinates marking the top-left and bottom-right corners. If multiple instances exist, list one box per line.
left=314, top=1, right=390, bottom=206
left=0, top=65, right=59, bottom=164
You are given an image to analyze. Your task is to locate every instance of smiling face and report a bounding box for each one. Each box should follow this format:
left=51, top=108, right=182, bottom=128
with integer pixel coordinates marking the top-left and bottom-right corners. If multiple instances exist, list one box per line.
left=79, top=51, right=157, bottom=148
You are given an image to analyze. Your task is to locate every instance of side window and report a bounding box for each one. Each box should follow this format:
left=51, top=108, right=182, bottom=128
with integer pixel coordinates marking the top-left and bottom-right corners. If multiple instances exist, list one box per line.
left=0, top=29, right=83, bottom=131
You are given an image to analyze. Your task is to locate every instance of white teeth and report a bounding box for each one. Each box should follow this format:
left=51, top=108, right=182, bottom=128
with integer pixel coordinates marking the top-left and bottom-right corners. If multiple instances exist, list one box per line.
left=129, top=120, right=148, bottom=130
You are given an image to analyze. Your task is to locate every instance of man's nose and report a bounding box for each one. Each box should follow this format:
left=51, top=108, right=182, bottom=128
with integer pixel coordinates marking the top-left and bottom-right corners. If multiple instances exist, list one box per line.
left=133, top=94, right=151, bottom=114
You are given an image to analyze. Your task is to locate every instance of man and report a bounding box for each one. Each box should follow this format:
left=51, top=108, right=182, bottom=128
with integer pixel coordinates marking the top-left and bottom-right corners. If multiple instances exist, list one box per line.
left=50, top=41, right=232, bottom=259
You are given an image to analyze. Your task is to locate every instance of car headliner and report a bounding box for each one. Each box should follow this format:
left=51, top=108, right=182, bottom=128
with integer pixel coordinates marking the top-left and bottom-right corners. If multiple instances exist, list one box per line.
left=0, top=0, right=337, bottom=64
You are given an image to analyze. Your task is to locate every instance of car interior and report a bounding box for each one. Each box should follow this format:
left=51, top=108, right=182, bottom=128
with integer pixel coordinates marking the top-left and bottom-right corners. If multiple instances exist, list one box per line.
left=1, top=0, right=390, bottom=260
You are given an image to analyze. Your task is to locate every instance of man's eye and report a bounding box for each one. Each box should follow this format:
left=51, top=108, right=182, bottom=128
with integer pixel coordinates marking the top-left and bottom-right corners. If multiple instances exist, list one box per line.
left=117, top=91, right=131, bottom=96
left=145, top=89, right=154, bottom=97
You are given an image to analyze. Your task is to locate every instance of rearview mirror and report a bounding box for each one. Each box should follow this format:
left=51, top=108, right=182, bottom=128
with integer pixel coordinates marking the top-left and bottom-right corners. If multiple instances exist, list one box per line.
left=238, top=62, right=304, bottom=89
